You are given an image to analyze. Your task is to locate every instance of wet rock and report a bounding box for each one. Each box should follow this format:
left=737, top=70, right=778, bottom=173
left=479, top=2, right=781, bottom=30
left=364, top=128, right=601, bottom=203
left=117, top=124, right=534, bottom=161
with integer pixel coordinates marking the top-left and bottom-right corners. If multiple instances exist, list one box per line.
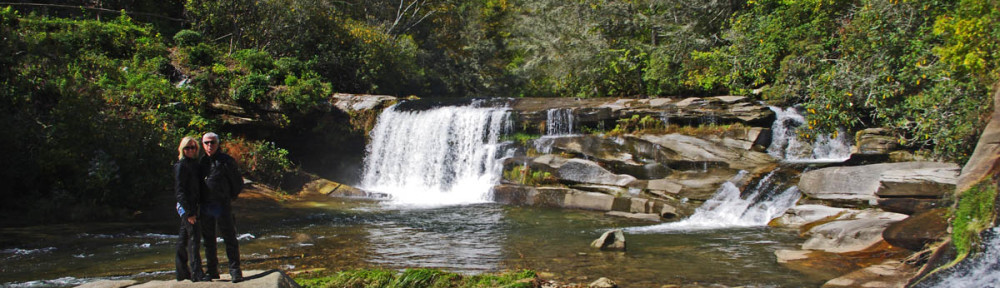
left=876, top=167, right=959, bottom=198
left=591, top=230, right=626, bottom=251
left=605, top=211, right=661, bottom=222
left=770, top=205, right=851, bottom=228
left=852, top=128, right=899, bottom=155
left=822, top=260, right=917, bottom=288
left=877, top=198, right=951, bottom=215
left=801, top=211, right=908, bottom=253
left=646, top=179, right=683, bottom=195
left=882, top=208, right=949, bottom=251
left=798, top=162, right=958, bottom=204
left=633, top=134, right=775, bottom=172
left=589, top=277, right=618, bottom=288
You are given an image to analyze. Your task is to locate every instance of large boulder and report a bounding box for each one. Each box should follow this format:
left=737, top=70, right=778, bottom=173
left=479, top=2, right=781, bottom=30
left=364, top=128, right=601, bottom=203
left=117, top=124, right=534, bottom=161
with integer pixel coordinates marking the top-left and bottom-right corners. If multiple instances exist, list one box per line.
left=801, top=211, right=908, bottom=253
left=798, top=162, right=958, bottom=203
left=558, top=159, right=638, bottom=187
left=331, top=93, right=397, bottom=112
left=877, top=198, right=951, bottom=215
left=875, top=167, right=960, bottom=198
left=633, top=134, right=775, bottom=172
left=882, top=208, right=950, bottom=251
left=957, top=81, right=1000, bottom=194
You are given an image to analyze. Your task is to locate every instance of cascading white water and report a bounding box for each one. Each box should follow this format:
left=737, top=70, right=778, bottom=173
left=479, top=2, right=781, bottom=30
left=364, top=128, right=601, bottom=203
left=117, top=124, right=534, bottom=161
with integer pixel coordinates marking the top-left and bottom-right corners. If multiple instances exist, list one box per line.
left=768, top=106, right=851, bottom=162
left=627, top=170, right=801, bottom=232
left=919, top=227, right=1000, bottom=287
left=360, top=104, right=512, bottom=206
left=546, top=108, right=575, bottom=136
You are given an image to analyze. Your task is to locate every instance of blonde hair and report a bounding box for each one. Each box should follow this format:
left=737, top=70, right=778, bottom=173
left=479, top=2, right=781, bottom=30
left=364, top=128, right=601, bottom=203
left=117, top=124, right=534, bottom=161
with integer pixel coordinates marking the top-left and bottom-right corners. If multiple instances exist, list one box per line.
left=177, top=136, right=199, bottom=160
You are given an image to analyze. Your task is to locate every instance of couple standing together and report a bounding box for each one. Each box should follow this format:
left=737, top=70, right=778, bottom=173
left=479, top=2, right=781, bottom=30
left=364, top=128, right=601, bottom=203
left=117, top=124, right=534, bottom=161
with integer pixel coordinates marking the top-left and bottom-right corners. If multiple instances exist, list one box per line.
left=174, top=132, right=244, bottom=283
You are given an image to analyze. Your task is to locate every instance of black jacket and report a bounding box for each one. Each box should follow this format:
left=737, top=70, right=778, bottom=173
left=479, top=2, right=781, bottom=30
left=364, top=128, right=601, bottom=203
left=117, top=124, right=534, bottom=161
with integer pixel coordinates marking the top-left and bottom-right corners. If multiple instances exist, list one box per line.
left=174, top=158, right=201, bottom=218
left=200, top=152, right=243, bottom=203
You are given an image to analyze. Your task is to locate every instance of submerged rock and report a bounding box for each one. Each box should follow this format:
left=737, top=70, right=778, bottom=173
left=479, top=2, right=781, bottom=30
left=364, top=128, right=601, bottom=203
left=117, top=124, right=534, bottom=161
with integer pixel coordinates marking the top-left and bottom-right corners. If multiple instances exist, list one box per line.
left=822, top=260, right=917, bottom=288
left=588, top=277, right=618, bottom=288
left=591, top=229, right=626, bottom=251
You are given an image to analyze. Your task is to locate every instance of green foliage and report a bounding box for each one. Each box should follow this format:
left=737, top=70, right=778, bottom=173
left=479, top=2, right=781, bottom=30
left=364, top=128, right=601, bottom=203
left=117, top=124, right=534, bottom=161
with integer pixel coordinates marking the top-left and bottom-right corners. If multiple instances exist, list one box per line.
left=172, top=29, right=203, bottom=47
left=503, top=165, right=556, bottom=186
left=231, top=73, right=271, bottom=104
left=227, top=139, right=295, bottom=190
left=608, top=115, right=665, bottom=136
left=951, top=180, right=997, bottom=259
left=296, top=268, right=536, bottom=288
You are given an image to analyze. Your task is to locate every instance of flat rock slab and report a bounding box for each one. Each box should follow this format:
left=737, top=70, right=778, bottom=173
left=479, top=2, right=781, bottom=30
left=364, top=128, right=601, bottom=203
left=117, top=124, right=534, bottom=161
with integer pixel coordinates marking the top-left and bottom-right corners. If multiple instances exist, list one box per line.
left=801, top=212, right=908, bottom=253
left=822, top=260, right=916, bottom=288
left=115, top=270, right=299, bottom=288
left=876, top=167, right=959, bottom=198
left=798, top=162, right=957, bottom=203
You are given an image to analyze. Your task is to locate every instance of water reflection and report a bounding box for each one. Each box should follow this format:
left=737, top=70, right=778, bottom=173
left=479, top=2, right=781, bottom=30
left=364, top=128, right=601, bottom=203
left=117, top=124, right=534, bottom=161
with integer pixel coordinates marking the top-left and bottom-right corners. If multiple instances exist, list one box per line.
left=1, top=197, right=823, bottom=287
left=367, top=205, right=506, bottom=273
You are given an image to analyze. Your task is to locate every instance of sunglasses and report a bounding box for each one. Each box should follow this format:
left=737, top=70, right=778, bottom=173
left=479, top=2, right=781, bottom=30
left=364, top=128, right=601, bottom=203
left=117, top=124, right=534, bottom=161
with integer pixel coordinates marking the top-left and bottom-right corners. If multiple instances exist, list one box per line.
left=203, top=141, right=217, bottom=145
left=183, top=146, right=197, bottom=150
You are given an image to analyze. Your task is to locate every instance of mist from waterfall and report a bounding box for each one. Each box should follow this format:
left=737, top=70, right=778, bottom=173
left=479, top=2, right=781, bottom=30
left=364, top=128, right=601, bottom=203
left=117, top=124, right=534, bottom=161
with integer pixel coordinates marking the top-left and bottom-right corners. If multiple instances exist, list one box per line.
left=627, top=170, right=801, bottom=232
left=360, top=104, right=513, bottom=206
left=767, top=107, right=851, bottom=162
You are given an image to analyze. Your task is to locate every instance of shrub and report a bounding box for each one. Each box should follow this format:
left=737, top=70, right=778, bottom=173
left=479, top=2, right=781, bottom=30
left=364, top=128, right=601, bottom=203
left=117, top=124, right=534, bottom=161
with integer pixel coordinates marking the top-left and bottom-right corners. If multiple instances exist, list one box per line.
left=172, top=29, right=203, bottom=47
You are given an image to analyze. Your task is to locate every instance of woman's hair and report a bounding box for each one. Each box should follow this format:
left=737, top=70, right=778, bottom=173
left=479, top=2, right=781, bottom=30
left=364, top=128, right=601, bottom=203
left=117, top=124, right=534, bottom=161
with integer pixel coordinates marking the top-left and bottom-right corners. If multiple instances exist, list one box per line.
left=177, top=136, right=199, bottom=160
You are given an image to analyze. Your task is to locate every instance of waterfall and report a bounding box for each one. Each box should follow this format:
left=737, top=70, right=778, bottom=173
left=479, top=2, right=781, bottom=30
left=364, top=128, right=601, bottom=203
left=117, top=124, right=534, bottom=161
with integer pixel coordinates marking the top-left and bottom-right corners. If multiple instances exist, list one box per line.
left=360, top=104, right=513, bottom=206
left=767, top=106, right=851, bottom=162
left=627, top=170, right=801, bottom=232
left=918, top=227, right=1000, bottom=287
left=546, top=108, right=575, bottom=136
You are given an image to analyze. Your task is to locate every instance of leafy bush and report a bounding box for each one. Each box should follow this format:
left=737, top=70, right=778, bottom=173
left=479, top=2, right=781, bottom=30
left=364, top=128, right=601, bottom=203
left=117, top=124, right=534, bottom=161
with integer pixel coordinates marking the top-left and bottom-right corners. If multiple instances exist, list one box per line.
left=503, top=165, right=556, bottom=186
left=231, top=73, right=271, bottom=104
left=225, top=138, right=294, bottom=189
left=172, top=29, right=203, bottom=47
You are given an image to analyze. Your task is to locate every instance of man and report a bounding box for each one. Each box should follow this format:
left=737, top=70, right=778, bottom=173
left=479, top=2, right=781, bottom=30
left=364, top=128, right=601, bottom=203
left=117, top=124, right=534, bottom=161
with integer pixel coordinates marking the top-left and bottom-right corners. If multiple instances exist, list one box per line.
left=199, top=132, right=244, bottom=283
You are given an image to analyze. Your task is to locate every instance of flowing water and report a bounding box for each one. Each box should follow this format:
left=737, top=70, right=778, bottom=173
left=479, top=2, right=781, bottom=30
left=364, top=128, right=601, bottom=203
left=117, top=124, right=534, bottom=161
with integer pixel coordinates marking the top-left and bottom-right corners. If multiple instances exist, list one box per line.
left=2, top=103, right=846, bottom=287
left=917, top=227, right=1000, bottom=288
left=767, top=107, right=851, bottom=163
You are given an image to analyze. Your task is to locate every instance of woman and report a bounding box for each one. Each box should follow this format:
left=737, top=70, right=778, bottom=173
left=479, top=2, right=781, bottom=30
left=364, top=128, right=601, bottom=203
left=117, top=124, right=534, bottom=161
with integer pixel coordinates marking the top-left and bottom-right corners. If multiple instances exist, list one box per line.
left=174, top=136, right=205, bottom=281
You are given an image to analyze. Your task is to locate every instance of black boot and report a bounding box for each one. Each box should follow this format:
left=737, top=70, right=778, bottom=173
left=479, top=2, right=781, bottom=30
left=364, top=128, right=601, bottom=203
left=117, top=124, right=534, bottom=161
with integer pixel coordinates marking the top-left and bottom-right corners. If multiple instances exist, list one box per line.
left=230, top=269, right=243, bottom=283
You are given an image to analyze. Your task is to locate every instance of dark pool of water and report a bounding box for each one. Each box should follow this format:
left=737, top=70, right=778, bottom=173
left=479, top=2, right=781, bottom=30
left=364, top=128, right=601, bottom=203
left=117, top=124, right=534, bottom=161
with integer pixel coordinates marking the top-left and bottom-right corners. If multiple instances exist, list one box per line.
left=0, top=195, right=825, bottom=287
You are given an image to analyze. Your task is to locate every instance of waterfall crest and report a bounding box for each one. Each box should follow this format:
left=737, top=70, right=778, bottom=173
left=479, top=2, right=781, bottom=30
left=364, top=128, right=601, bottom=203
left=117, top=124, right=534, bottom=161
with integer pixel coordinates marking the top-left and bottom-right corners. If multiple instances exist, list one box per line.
left=628, top=170, right=801, bottom=232
left=768, top=107, right=851, bottom=162
left=361, top=104, right=512, bottom=206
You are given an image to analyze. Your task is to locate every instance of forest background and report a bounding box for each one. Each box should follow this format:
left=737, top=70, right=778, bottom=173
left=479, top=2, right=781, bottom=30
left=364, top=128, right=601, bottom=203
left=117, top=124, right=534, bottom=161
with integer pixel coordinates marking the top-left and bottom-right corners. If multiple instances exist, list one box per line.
left=1, top=0, right=997, bottom=225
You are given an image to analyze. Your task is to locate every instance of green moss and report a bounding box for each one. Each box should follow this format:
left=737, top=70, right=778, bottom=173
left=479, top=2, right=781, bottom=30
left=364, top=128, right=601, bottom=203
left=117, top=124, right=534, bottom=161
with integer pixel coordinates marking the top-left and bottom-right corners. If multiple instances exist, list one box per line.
left=951, top=180, right=997, bottom=258
left=295, top=268, right=536, bottom=288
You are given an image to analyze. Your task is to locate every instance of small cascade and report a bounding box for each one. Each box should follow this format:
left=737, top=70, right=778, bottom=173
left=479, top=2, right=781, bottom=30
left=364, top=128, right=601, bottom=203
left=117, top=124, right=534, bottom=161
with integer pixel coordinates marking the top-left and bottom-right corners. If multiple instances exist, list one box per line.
left=628, top=169, right=801, bottom=232
left=360, top=104, right=513, bottom=206
left=918, top=227, right=1000, bottom=287
left=546, top=108, right=575, bottom=136
left=767, top=106, right=851, bottom=162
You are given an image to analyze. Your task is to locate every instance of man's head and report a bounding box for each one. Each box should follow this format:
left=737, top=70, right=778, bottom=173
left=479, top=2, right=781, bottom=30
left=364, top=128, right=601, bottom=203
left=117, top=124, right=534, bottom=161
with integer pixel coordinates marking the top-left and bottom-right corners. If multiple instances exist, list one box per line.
left=202, top=132, right=220, bottom=156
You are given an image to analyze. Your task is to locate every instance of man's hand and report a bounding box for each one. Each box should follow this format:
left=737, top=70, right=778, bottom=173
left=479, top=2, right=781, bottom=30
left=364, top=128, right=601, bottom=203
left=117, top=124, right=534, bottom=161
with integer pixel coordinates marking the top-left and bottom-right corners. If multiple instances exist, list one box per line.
left=187, top=216, right=197, bottom=225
